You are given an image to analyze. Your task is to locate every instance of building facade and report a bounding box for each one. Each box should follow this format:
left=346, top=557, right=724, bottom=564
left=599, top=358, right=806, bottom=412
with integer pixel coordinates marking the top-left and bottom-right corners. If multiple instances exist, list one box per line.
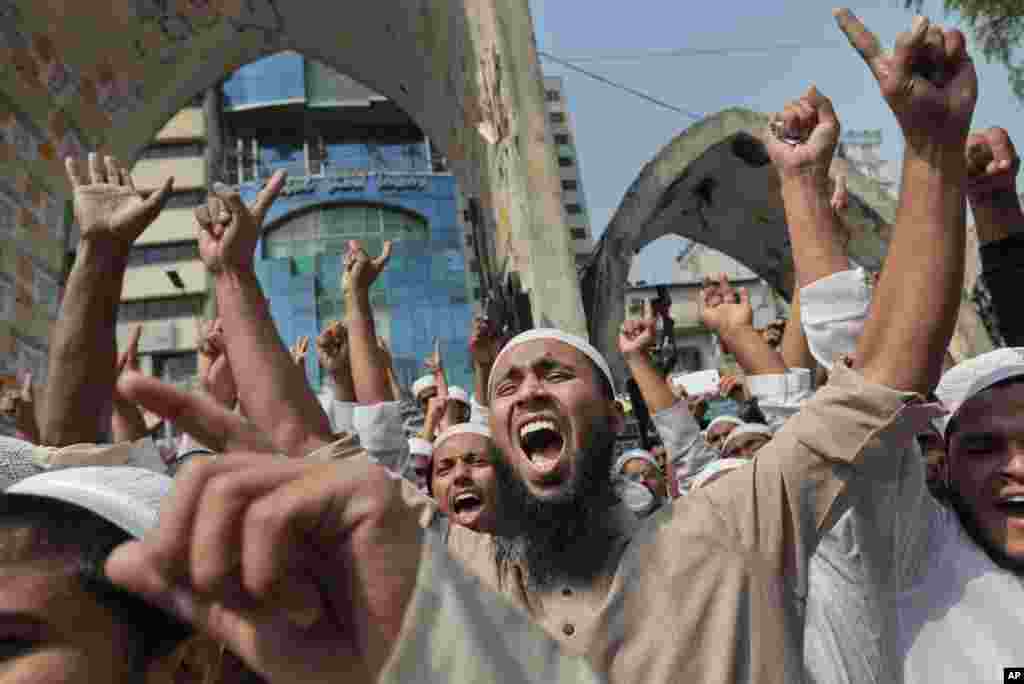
left=118, top=52, right=480, bottom=397
left=544, top=76, right=594, bottom=268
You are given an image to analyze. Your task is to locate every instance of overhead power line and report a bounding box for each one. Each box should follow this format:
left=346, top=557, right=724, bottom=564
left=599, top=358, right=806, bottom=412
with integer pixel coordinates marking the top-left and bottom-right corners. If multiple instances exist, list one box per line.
left=538, top=50, right=704, bottom=120
left=550, top=42, right=845, bottom=63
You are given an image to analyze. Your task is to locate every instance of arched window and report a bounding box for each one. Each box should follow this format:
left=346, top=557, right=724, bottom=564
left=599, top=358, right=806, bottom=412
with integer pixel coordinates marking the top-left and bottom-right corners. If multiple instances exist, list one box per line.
left=264, top=203, right=428, bottom=259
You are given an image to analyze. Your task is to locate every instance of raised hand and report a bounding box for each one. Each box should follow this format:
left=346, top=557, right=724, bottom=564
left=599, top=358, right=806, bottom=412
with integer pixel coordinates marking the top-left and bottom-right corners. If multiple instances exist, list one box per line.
left=765, top=86, right=841, bottom=179
left=341, top=239, right=393, bottom=295
left=195, top=172, right=286, bottom=274
left=834, top=9, right=977, bottom=144
left=619, top=299, right=658, bottom=358
left=116, top=324, right=143, bottom=375
left=196, top=318, right=237, bottom=409
left=699, top=275, right=753, bottom=334
left=469, top=316, right=501, bottom=367
left=1, top=371, right=38, bottom=443
left=105, top=456, right=423, bottom=682
left=317, top=321, right=351, bottom=377
left=425, top=337, right=449, bottom=399
left=965, top=128, right=1020, bottom=204
left=66, top=153, right=173, bottom=256
left=290, top=336, right=310, bottom=367
left=830, top=173, right=849, bottom=213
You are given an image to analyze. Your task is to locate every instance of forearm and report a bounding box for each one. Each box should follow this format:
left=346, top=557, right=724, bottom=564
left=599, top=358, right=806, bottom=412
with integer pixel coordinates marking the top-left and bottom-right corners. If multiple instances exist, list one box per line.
left=472, top=362, right=491, bottom=409
left=215, top=269, right=332, bottom=456
left=857, top=141, right=967, bottom=393
left=780, top=172, right=850, bottom=288
left=345, top=289, right=393, bottom=404
left=718, top=323, right=787, bottom=376
left=970, top=192, right=1024, bottom=245
left=978, top=232, right=1024, bottom=346
left=330, top=370, right=356, bottom=403
left=40, top=243, right=126, bottom=445
left=624, top=352, right=676, bottom=414
left=780, top=290, right=814, bottom=370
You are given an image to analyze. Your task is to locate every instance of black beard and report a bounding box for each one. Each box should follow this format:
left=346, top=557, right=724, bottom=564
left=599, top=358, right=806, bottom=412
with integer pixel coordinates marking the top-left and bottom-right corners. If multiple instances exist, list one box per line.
left=946, top=486, right=1024, bottom=575
left=491, top=423, right=619, bottom=590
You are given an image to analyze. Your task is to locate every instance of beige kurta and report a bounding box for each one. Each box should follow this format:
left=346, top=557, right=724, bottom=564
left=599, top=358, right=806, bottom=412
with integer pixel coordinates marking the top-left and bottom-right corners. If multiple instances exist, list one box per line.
left=375, top=363, right=928, bottom=683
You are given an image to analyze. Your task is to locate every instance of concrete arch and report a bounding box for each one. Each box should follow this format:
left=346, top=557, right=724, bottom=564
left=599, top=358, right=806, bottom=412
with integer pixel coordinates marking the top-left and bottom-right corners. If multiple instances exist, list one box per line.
left=581, top=107, right=994, bottom=383
left=0, top=0, right=584, bottom=367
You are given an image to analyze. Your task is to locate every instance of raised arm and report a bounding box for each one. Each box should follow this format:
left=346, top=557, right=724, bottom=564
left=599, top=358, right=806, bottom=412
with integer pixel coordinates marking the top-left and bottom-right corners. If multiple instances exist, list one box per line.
left=965, top=127, right=1024, bottom=346
left=699, top=275, right=787, bottom=375
left=196, top=175, right=333, bottom=457
left=621, top=300, right=719, bottom=494
left=839, top=10, right=976, bottom=394
left=41, top=154, right=173, bottom=445
left=343, top=240, right=394, bottom=404
left=766, top=86, right=850, bottom=289
left=110, top=324, right=149, bottom=443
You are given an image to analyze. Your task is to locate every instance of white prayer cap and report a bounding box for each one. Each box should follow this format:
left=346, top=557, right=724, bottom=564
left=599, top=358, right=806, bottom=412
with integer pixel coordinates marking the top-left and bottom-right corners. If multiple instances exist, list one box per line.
left=408, top=437, right=434, bottom=457
left=434, top=423, right=492, bottom=452
left=613, top=448, right=659, bottom=476
left=488, top=328, right=615, bottom=400
left=691, top=458, right=748, bottom=490
left=5, top=466, right=173, bottom=539
left=447, top=386, right=470, bottom=405
left=935, top=348, right=1024, bottom=437
left=411, top=375, right=438, bottom=399
left=705, top=416, right=745, bottom=434
left=721, top=423, right=773, bottom=456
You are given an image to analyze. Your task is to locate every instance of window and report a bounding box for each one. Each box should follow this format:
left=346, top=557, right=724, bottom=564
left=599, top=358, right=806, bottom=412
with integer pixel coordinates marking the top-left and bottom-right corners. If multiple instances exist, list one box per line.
left=565, top=204, right=583, bottom=215
left=558, top=157, right=574, bottom=168
left=119, top=295, right=204, bottom=322
left=546, top=89, right=561, bottom=102
left=163, top=190, right=208, bottom=210
left=554, top=134, right=570, bottom=145
left=571, top=228, right=588, bottom=240
left=127, top=242, right=200, bottom=267
left=561, top=179, right=578, bottom=191
left=138, top=143, right=204, bottom=160
left=265, top=204, right=428, bottom=259
left=550, top=113, right=566, bottom=124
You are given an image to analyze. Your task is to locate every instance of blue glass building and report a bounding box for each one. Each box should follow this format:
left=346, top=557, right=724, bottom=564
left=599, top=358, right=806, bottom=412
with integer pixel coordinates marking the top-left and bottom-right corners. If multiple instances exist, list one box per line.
left=223, top=53, right=476, bottom=392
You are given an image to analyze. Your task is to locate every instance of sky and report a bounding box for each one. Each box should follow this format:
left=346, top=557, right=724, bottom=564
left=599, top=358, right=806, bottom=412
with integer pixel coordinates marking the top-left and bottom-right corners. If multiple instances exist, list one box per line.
left=528, top=0, right=1024, bottom=284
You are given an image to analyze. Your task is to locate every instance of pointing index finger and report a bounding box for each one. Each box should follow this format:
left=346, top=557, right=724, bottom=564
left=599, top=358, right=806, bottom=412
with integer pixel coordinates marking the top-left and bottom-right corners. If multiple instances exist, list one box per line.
left=834, top=8, right=885, bottom=75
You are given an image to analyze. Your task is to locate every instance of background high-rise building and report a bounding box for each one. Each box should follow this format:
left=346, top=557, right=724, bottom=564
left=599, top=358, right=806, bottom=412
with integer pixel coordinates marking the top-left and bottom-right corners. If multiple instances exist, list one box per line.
left=117, top=52, right=480, bottom=411
left=544, top=76, right=595, bottom=268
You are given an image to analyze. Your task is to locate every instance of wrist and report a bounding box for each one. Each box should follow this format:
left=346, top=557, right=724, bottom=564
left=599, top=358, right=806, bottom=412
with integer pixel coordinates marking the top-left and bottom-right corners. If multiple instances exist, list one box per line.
left=969, top=194, right=1024, bottom=244
left=77, top=239, right=131, bottom=270
left=903, top=131, right=970, bottom=170
left=344, top=289, right=372, bottom=318
left=777, top=165, right=831, bottom=188
left=624, top=349, right=655, bottom=366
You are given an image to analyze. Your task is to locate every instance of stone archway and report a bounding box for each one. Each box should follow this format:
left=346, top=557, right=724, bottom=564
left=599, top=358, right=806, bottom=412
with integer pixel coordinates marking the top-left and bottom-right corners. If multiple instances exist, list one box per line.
left=0, top=0, right=585, bottom=374
left=581, top=107, right=994, bottom=383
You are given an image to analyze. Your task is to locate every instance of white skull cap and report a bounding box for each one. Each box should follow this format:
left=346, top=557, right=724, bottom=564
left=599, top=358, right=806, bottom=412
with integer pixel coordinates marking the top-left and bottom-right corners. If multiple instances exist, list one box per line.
left=434, top=423, right=492, bottom=451
left=488, top=328, right=615, bottom=400
left=935, top=348, right=1024, bottom=437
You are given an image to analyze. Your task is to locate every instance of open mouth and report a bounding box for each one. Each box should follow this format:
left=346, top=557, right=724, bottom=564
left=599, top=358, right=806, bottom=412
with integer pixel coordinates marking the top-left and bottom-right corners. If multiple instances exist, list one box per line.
left=997, top=496, right=1024, bottom=517
left=452, top=491, right=483, bottom=517
left=518, top=418, right=566, bottom=476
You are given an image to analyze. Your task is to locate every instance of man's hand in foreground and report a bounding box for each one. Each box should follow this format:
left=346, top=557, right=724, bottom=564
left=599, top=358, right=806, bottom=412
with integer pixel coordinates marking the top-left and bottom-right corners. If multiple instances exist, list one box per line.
left=105, top=454, right=422, bottom=683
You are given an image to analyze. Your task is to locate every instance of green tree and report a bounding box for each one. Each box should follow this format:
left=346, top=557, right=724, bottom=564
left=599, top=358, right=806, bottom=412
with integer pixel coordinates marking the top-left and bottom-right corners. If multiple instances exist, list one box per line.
left=905, top=0, right=1024, bottom=98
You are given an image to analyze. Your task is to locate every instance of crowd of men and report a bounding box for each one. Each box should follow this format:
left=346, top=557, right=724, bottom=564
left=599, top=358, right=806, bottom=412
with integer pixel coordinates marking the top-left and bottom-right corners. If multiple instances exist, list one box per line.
left=2, top=8, right=1024, bottom=683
